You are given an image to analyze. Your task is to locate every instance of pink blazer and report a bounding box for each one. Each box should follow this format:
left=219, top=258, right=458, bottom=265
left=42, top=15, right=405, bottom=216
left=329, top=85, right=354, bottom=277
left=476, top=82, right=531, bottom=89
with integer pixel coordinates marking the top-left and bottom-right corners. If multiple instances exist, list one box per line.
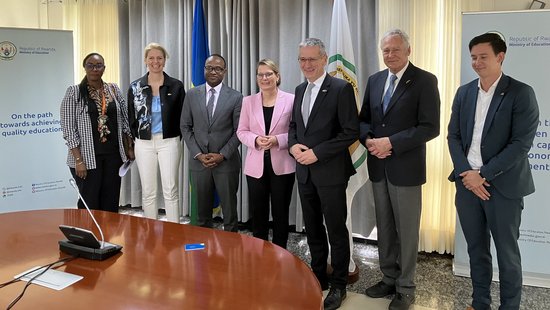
left=237, top=89, right=296, bottom=178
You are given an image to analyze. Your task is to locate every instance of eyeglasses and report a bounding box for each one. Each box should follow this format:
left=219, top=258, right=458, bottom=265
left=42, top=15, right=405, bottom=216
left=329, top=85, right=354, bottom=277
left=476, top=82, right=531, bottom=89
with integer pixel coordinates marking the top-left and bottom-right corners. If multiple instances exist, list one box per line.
left=204, top=66, right=225, bottom=74
left=85, top=63, right=105, bottom=70
left=256, top=72, right=275, bottom=79
left=298, top=57, right=322, bottom=64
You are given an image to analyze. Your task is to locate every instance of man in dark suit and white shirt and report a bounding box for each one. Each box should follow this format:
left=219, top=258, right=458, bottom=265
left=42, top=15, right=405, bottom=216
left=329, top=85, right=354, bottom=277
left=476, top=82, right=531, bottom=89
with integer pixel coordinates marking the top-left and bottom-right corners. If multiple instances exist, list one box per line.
left=180, top=54, right=243, bottom=232
left=288, top=38, right=359, bottom=310
left=358, top=29, right=440, bottom=310
left=448, top=33, right=539, bottom=310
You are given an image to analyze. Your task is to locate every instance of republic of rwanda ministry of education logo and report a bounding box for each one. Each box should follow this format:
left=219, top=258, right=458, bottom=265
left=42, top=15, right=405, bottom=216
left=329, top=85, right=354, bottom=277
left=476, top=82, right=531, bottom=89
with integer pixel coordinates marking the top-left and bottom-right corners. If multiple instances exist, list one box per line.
left=0, top=41, right=17, bottom=60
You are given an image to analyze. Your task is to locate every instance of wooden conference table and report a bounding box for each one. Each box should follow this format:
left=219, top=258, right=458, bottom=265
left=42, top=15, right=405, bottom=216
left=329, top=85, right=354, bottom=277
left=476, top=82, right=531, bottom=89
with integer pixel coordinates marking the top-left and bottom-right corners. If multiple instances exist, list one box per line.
left=0, top=209, right=322, bottom=309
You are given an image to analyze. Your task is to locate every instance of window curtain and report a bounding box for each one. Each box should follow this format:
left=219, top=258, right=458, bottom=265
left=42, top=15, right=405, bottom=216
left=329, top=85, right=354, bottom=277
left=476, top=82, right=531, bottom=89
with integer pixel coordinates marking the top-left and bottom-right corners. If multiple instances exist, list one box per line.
left=62, top=0, right=120, bottom=85
left=117, top=0, right=379, bottom=237
left=24, top=0, right=510, bottom=254
left=377, top=0, right=482, bottom=254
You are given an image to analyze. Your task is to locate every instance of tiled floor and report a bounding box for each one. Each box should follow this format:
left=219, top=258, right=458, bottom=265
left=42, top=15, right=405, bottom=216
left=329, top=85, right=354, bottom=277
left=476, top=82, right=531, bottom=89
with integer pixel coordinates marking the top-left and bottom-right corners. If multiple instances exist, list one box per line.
left=119, top=207, right=550, bottom=310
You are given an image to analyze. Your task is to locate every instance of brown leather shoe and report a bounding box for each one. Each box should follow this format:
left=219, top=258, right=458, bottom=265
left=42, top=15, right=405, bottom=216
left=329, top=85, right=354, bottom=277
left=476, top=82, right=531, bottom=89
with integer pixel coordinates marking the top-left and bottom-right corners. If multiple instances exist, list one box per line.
left=347, top=265, right=360, bottom=284
left=466, top=307, right=475, bottom=310
left=326, top=264, right=360, bottom=284
left=327, top=264, right=334, bottom=275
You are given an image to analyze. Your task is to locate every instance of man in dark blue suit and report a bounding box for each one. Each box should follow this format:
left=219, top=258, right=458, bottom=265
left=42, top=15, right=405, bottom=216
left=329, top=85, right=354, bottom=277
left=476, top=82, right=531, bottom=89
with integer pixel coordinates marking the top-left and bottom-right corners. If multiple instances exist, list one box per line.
left=448, top=33, right=539, bottom=310
left=289, top=38, right=359, bottom=310
left=359, top=29, right=440, bottom=310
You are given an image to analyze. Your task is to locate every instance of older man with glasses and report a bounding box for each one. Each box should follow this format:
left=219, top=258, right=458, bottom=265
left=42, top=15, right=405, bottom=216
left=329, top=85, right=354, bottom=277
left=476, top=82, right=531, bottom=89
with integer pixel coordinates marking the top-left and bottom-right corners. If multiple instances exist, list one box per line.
left=289, top=38, right=359, bottom=310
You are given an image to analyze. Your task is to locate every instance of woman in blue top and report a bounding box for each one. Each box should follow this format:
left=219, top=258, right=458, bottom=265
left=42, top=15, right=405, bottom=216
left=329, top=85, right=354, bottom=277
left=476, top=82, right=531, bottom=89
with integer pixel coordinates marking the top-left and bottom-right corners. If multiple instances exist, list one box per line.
left=128, top=43, right=186, bottom=223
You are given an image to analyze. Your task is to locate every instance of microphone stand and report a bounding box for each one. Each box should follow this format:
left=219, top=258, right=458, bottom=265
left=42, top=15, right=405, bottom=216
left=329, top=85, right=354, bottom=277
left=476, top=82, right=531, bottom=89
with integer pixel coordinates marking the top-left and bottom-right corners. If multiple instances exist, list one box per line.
left=69, top=179, right=105, bottom=248
left=58, top=179, right=122, bottom=260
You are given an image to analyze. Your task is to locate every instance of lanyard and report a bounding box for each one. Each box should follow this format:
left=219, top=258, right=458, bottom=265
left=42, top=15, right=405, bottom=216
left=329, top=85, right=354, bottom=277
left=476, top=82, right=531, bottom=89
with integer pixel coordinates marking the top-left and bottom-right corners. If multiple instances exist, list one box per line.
left=101, top=90, right=106, bottom=115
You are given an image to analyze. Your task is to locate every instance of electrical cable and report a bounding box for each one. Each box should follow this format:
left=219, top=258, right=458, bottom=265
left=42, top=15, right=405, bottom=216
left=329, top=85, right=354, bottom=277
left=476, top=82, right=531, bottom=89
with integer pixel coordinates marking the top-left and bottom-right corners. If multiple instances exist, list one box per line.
left=3, top=256, right=76, bottom=309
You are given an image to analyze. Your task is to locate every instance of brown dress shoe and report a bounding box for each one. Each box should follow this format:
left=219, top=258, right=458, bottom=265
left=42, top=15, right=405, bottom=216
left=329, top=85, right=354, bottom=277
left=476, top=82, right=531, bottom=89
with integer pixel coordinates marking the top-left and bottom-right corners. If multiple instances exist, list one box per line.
left=347, top=265, right=360, bottom=284
left=327, top=264, right=334, bottom=275
left=326, top=264, right=360, bottom=284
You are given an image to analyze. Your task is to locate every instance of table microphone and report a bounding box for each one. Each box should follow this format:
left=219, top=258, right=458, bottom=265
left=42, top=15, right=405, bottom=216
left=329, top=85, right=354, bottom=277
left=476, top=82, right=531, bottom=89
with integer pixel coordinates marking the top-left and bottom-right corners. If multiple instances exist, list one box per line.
left=69, top=178, right=105, bottom=248
left=57, top=179, right=122, bottom=260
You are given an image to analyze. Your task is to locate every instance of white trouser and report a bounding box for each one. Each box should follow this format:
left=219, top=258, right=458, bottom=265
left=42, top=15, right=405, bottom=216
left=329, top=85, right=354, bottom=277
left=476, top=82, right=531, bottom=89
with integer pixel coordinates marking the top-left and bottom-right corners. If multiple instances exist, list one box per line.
left=135, top=134, right=181, bottom=223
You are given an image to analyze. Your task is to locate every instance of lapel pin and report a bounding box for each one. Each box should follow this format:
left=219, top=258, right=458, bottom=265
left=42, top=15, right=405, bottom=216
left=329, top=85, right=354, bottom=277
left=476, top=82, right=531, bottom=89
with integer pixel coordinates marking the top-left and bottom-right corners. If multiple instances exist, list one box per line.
left=406, top=80, right=411, bottom=84
left=500, top=92, right=505, bottom=96
left=168, top=93, right=172, bottom=96
left=322, top=89, right=328, bottom=93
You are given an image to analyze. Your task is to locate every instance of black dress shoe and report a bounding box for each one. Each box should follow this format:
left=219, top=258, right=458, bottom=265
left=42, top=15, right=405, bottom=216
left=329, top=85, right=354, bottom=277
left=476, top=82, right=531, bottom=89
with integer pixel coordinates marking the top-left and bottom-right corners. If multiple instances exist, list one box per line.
left=365, top=281, right=396, bottom=298
left=324, top=287, right=346, bottom=310
left=389, top=292, right=415, bottom=310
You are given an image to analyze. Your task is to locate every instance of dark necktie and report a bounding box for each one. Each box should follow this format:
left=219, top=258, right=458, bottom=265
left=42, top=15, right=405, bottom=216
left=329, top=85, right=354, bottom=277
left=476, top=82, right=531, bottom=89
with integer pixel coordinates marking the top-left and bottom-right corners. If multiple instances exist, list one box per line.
left=382, top=74, right=398, bottom=113
left=302, top=83, right=314, bottom=126
left=207, top=88, right=216, bottom=123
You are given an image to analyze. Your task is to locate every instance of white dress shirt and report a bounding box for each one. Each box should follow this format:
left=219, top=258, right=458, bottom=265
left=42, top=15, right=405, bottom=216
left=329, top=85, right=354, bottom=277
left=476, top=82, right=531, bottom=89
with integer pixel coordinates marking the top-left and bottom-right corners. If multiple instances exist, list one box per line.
left=382, top=61, right=409, bottom=101
left=303, top=72, right=327, bottom=114
left=206, top=83, right=223, bottom=115
left=467, top=73, right=503, bottom=169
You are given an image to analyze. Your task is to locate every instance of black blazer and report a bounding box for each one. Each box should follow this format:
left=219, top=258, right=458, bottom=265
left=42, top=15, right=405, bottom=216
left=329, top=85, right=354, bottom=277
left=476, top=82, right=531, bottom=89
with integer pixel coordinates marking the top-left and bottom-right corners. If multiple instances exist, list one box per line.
left=128, top=72, right=185, bottom=140
left=447, top=74, right=539, bottom=199
left=359, top=63, right=440, bottom=186
left=288, top=74, right=359, bottom=186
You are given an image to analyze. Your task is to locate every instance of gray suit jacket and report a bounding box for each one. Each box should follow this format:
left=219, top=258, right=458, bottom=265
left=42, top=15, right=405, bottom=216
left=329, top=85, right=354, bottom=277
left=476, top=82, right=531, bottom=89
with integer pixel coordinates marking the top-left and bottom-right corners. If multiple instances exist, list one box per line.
left=447, top=74, right=539, bottom=199
left=181, top=83, right=243, bottom=172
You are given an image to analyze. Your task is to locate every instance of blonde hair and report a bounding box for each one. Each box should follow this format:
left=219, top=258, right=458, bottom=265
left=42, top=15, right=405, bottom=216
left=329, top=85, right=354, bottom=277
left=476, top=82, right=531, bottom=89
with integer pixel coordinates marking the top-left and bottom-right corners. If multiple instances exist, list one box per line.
left=144, top=42, right=169, bottom=60
left=257, top=58, right=281, bottom=86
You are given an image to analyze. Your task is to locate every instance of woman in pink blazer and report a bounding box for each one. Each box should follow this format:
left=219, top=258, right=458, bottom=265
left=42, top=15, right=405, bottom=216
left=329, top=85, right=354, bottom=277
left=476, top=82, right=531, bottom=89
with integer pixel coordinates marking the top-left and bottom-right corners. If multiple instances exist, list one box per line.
left=237, top=59, right=295, bottom=249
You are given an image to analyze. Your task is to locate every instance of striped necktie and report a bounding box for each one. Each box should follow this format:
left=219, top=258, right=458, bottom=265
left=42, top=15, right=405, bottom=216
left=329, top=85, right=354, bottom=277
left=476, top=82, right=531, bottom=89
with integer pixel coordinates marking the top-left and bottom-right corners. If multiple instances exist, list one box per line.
left=207, top=88, right=216, bottom=123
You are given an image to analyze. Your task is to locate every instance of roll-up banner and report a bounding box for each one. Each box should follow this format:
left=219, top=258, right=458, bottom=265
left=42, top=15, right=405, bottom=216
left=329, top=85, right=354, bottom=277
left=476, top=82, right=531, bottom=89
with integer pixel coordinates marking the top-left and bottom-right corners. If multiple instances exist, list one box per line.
left=0, top=27, right=75, bottom=212
left=456, top=10, right=550, bottom=288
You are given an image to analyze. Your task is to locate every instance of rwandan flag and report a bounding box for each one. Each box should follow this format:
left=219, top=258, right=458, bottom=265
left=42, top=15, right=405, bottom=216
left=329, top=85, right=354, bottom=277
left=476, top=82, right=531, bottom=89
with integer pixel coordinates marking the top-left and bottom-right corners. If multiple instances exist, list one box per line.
left=190, top=0, right=221, bottom=224
left=189, top=0, right=210, bottom=225
left=191, top=0, right=210, bottom=87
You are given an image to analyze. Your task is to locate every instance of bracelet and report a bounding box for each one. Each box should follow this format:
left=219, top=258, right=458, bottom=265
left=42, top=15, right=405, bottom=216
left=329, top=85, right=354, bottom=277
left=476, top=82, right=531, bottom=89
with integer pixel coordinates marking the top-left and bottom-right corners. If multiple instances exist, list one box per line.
left=76, top=161, right=84, bottom=166
left=75, top=157, right=81, bottom=161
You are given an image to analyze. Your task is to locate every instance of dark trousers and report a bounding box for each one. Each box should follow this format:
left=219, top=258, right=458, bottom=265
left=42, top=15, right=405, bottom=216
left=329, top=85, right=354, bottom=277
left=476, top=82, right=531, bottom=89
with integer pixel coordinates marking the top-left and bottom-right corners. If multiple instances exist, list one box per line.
left=246, top=155, right=295, bottom=249
left=455, top=181, right=523, bottom=310
left=70, top=153, right=122, bottom=213
left=191, top=168, right=240, bottom=232
left=298, top=179, right=349, bottom=290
